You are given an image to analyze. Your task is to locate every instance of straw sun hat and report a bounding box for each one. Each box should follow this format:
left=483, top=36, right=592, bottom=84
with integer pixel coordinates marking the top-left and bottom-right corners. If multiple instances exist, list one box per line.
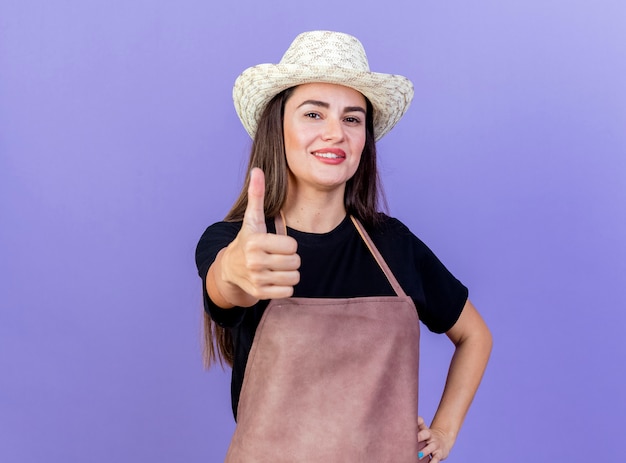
left=233, top=30, right=414, bottom=142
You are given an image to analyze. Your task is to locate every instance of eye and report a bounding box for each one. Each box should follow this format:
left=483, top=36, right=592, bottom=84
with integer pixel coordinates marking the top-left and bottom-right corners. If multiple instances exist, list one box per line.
left=305, top=112, right=321, bottom=119
left=344, top=116, right=362, bottom=124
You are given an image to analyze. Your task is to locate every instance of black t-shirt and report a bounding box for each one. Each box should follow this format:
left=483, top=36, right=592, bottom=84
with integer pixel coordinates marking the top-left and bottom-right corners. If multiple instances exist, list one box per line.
left=195, top=214, right=468, bottom=419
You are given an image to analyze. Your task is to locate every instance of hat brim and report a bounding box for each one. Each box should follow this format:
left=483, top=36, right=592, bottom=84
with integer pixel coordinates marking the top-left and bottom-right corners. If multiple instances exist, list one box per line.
left=233, top=63, right=414, bottom=142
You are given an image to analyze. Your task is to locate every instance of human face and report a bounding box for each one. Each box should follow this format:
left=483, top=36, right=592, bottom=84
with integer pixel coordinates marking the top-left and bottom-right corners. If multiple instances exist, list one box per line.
left=283, top=83, right=367, bottom=196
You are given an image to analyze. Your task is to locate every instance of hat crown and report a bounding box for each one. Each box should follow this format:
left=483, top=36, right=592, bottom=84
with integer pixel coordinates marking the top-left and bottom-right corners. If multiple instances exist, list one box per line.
left=233, top=30, right=413, bottom=141
left=280, top=31, right=370, bottom=71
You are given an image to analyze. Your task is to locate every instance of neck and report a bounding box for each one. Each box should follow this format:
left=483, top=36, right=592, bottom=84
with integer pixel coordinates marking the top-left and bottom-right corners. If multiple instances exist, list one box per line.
left=282, top=187, right=347, bottom=233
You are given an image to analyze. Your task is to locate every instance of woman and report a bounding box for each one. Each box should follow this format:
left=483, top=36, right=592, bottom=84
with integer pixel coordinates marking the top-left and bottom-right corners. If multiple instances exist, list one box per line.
left=196, top=31, right=492, bottom=462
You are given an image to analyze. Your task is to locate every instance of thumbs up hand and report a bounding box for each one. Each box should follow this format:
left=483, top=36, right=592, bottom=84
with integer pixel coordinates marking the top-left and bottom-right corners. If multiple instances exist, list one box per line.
left=215, top=168, right=301, bottom=307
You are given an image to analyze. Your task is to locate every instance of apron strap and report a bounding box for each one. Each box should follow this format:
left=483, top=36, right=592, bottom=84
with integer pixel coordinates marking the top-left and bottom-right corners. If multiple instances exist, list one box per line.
left=275, top=210, right=288, bottom=236
left=350, top=216, right=408, bottom=298
left=273, top=213, right=407, bottom=298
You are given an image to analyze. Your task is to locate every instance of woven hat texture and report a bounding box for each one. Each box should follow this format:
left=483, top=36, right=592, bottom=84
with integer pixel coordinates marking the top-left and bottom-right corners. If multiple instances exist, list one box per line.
left=233, top=31, right=414, bottom=141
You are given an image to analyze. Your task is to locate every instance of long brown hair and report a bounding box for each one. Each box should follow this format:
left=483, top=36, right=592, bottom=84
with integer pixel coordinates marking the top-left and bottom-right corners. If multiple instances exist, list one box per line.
left=203, top=86, right=385, bottom=368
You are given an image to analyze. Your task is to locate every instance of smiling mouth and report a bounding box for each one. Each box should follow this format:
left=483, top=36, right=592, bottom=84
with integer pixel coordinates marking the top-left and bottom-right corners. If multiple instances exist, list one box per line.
left=313, top=152, right=344, bottom=159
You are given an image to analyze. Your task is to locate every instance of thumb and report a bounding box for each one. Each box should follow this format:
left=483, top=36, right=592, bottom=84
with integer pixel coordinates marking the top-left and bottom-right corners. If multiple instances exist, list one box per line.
left=243, top=167, right=267, bottom=233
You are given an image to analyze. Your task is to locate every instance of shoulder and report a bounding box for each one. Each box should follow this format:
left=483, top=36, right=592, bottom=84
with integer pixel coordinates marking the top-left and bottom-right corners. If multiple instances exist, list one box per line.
left=197, top=217, right=279, bottom=244
left=366, top=214, right=427, bottom=249
left=194, top=218, right=279, bottom=274
left=367, top=214, right=469, bottom=333
left=195, top=220, right=242, bottom=255
left=364, top=214, right=445, bottom=270
left=195, top=220, right=243, bottom=277
left=198, top=220, right=243, bottom=240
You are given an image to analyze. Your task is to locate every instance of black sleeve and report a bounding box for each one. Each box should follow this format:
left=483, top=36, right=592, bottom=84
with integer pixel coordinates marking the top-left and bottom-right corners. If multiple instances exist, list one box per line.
left=194, top=221, right=246, bottom=328
left=415, top=236, right=468, bottom=333
left=370, top=216, right=468, bottom=334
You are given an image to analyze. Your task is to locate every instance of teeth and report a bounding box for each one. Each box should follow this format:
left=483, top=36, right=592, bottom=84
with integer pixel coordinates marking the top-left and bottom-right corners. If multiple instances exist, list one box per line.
left=314, top=152, right=341, bottom=159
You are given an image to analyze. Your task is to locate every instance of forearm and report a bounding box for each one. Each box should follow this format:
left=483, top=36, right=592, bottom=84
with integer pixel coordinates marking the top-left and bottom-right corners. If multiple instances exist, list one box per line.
left=430, top=329, right=492, bottom=445
left=426, top=298, right=492, bottom=455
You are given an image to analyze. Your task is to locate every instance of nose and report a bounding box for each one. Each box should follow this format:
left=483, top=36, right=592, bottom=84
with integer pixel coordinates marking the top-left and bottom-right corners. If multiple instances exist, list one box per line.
left=321, top=116, right=345, bottom=142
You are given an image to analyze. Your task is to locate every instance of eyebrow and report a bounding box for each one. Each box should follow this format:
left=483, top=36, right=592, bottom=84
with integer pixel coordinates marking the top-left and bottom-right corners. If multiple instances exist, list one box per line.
left=297, top=99, right=366, bottom=114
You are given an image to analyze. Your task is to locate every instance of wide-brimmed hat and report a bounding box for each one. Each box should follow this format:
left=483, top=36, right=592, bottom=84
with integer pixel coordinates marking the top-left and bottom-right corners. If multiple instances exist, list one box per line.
left=233, top=30, right=414, bottom=142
